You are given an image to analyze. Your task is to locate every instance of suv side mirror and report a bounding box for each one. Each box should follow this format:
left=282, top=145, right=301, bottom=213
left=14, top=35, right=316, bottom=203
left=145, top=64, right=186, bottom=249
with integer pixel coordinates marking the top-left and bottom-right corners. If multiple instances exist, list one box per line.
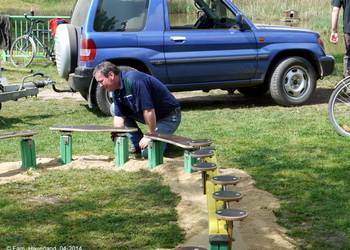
left=235, top=13, right=244, bottom=31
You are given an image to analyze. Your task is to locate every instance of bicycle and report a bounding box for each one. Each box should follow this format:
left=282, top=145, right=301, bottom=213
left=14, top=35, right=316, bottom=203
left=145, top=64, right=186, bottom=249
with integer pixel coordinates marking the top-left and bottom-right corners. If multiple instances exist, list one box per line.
left=10, top=12, right=55, bottom=67
left=328, top=76, right=350, bottom=137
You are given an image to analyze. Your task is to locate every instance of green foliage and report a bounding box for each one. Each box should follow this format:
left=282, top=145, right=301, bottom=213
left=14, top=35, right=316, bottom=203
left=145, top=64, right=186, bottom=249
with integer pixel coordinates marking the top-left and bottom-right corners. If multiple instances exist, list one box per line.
left=235, top=0, right=332, bottom=33
left=168, top=0, right=196, bottom=14
left=0, top=0, right=76, bottom=15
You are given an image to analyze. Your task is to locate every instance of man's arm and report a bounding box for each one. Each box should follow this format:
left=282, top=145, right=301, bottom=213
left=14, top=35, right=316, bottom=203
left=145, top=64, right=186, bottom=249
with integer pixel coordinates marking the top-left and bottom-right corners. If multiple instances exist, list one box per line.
left=331, top=6, right=341, bottom=43
left=139, top=108, right=156, bottom=149
left=143, top=108, right=156, bottom=133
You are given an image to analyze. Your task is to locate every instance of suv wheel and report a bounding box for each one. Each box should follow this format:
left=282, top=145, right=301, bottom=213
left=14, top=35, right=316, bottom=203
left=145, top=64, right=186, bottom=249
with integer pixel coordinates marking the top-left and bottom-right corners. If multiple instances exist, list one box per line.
left=95, top=85, right=113, bottom=116
left=95, top=65, right=138, bottom=116
left=270, top=56, right=316, bottom=106
left=54, top=24, right=79, bottom=79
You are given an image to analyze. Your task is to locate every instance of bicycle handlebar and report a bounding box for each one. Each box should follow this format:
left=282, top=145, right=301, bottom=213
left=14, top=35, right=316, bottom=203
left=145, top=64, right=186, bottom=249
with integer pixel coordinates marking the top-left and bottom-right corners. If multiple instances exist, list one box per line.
left=24, top=12, right=44, bottom=24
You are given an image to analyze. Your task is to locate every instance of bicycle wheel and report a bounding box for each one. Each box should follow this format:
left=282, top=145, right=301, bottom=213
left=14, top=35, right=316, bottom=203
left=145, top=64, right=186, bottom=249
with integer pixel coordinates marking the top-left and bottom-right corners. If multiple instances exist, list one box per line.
left=328, top=77, right=350, bottom=137
left=10, top=35, right=36, bottom=67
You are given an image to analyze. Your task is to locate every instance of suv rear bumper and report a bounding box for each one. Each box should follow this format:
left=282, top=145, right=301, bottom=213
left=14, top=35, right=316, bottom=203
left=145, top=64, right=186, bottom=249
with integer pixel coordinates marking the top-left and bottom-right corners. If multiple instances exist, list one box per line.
left=68, top=67, right=94, bottom=97
left=320, top=55, right=335, bottom=77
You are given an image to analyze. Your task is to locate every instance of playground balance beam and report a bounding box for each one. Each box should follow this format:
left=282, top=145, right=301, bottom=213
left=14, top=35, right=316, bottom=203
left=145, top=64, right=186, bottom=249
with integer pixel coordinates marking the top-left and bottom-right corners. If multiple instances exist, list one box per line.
left=144, top=133, right=212, bottom=172
left=49, top=125, right=137, bottom=167
left=205, top=170, right=247, bottom=250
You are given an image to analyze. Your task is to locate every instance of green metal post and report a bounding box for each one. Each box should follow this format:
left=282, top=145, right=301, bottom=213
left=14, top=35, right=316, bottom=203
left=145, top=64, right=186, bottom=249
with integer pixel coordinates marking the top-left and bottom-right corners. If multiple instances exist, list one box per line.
left=209, top=243, right=228, bottom=250
left=209, top=245, right=219, bottom=250
left=114, top=136, right=129, bottom=167
left=60, top=133, right=72, bottom=164
left=20, top=138, right=36, bottom=169
left=184, top=150, right=198, bottom=174
left=148, top=140, right=164, bottom=169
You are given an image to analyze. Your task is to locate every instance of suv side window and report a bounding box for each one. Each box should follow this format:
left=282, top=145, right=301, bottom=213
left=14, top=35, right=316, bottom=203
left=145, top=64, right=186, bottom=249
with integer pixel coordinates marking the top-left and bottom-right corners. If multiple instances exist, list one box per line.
left=168, top=0, right=237, bottom=30
left=94, top=0, right=149, bottom=32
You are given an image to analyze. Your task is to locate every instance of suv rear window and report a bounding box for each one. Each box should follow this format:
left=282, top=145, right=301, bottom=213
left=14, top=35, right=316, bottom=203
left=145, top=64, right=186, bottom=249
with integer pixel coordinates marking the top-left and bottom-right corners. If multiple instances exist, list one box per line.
left=71, top=0, right=92, bottom=26
left=94, top=0, right=149, bottom=32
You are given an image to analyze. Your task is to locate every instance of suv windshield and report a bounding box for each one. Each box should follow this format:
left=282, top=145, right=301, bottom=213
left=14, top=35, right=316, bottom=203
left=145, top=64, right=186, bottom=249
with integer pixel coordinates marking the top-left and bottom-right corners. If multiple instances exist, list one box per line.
left=94, top=0, right=149, bottom=32
left=71, top=0, right=92, bottom=26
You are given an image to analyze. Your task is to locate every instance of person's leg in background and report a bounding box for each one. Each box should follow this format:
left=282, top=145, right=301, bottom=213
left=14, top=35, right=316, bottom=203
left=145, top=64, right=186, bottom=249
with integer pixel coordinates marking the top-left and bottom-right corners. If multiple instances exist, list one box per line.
left=343, top=33, right=350, bottom=77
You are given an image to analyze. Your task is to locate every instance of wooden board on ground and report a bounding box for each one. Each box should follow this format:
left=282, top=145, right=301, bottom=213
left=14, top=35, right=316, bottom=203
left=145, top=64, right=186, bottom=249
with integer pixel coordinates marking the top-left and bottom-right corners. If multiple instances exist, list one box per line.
left=145, top=133, right=211, bottom=150
left=49, top=125, right=138, bottom=133
left=0, top=130, right=35, bottom=140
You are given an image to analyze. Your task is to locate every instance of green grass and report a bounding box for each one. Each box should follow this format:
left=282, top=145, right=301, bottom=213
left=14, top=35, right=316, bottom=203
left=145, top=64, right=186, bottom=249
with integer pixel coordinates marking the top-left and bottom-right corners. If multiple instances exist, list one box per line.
left=0, top=169, right=184, bottom=249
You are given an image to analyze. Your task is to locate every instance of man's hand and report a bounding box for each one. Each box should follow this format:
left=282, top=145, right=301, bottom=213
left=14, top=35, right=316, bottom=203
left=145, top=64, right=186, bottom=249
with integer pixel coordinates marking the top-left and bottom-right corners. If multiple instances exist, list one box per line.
left=330, top=32, right=339, bottom=44
left=113, top=116, right=125, bottom=128
left=331, top=6, right=340, bottom=44
left=139, top=136, right=151, bottom=149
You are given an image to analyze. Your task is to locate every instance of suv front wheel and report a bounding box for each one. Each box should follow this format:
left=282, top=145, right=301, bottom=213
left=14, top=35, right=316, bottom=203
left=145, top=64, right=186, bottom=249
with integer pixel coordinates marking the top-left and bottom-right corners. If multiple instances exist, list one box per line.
left=270, top=56, right=316, bottom=106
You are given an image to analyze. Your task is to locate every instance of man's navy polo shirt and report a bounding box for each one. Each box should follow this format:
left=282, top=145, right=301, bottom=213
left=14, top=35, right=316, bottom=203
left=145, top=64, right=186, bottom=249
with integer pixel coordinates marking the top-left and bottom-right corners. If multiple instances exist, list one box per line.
left=111, top=71, right=179, bottom=123
left=333, top=0, right=350, bottom=33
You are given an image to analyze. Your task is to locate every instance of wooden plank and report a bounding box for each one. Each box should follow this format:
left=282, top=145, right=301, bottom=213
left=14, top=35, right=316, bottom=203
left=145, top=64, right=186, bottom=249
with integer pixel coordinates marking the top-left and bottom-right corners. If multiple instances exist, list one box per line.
left=0, top=130, right=35, bottom=140
left=145, top=133, right=211, bottom=150
left=49, top=125, right=138, bottom=133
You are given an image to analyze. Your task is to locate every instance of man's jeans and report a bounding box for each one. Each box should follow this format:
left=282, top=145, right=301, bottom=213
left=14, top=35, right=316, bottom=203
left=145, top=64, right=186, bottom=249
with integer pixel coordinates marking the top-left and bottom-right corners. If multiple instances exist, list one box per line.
left=111, top=104, right=181, bottom=155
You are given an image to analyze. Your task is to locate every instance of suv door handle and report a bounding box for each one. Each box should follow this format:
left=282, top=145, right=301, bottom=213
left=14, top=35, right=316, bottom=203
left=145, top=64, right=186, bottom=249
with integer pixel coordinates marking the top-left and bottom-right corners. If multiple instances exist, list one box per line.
left=170, top=36, right=186, bottom=42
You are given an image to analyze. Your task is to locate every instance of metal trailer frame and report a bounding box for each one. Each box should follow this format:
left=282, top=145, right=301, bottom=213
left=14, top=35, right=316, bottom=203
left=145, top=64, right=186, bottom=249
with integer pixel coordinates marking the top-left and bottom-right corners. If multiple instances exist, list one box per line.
left=0, top=70, right=55, bottom=109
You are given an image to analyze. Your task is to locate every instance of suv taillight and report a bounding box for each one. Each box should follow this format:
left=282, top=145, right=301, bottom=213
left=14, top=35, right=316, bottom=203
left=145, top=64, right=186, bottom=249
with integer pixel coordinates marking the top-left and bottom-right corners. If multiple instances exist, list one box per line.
left=80, top=39, right=96, bottom=61
left=317, top=38, right=325, bottom=51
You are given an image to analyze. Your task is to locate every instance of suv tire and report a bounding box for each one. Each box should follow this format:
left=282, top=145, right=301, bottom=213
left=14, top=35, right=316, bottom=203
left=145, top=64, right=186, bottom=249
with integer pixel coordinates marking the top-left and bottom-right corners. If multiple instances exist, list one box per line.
left=270, top=56, right=316, bottom=106
left=55, top=24, right=79, bottom=79
left=95, top=85, right=113, bottom=116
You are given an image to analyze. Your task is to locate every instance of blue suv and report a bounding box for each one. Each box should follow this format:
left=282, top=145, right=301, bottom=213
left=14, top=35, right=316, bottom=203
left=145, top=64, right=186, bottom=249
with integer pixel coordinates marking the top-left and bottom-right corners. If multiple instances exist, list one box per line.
left=54, top=0, right=334, bottom=115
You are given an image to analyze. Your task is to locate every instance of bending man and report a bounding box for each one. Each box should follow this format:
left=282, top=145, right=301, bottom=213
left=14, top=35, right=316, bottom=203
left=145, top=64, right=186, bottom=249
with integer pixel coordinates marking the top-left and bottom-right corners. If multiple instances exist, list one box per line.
left=93, top=61, right=181, bottom=156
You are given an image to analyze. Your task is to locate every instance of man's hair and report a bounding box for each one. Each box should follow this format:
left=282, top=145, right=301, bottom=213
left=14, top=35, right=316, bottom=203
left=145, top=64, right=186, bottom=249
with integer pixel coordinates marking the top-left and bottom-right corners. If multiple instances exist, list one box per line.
left=93, top=61, right=120, bottom=77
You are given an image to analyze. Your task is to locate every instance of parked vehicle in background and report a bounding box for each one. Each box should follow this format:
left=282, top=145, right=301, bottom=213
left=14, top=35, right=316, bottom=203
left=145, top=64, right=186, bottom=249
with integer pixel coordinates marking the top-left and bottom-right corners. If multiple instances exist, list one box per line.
left=54, top=0, right=334, bottom=115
